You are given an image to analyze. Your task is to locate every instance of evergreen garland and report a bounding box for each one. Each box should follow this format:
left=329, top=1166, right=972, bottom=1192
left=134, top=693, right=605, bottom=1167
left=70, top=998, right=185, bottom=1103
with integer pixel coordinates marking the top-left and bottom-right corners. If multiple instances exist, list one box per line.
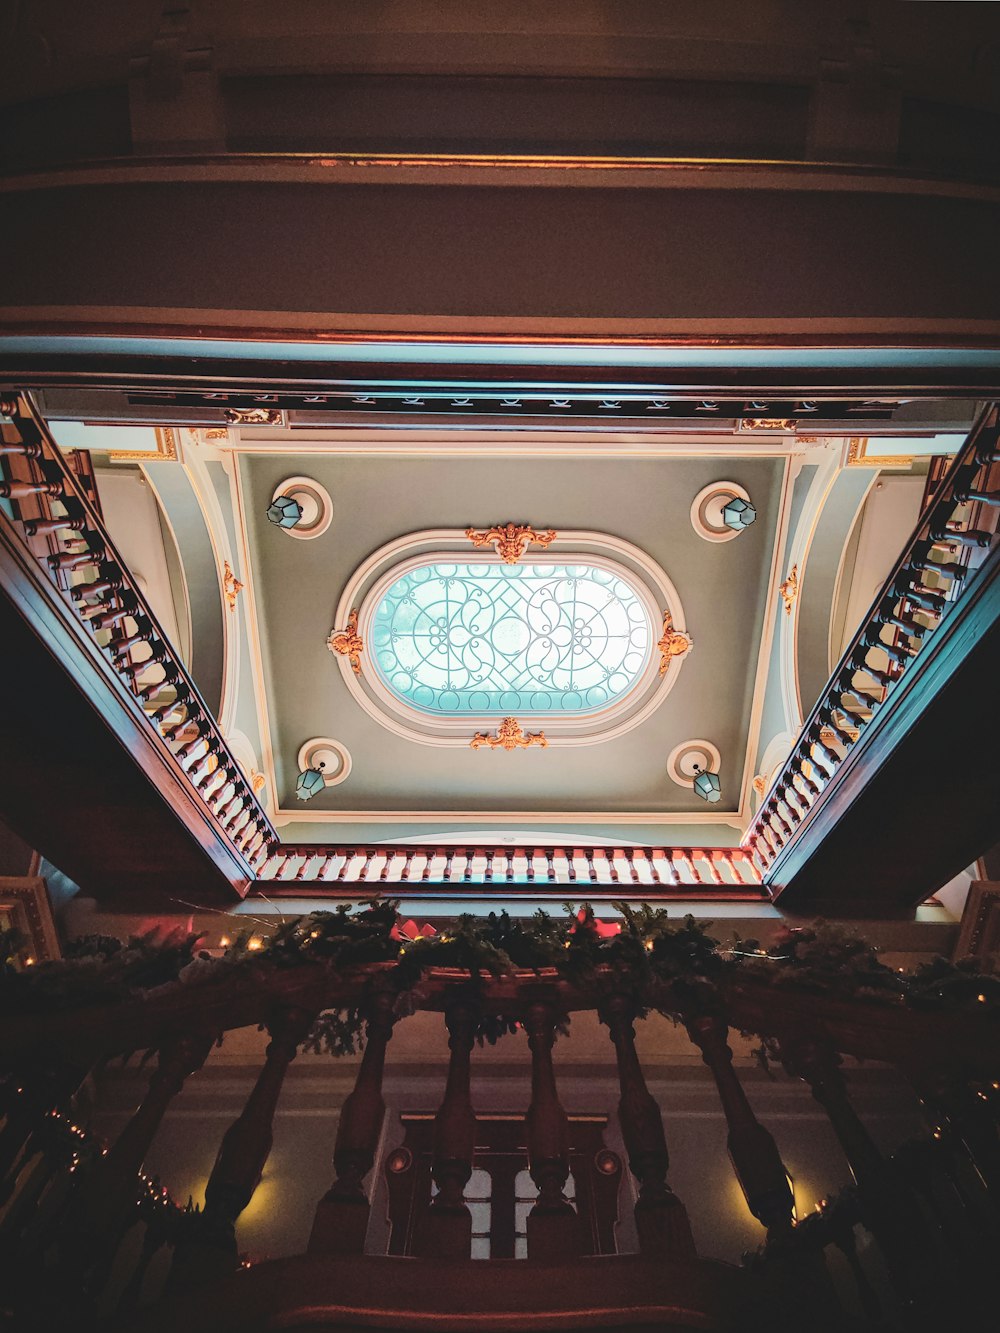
left=1, top=903, right=997, bottom=1048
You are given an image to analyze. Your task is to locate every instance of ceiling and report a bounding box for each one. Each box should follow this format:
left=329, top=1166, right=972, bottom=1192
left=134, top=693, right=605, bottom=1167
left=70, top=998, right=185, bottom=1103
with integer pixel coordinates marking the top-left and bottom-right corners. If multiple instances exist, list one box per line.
left=236, top=450, right=788, bottom=828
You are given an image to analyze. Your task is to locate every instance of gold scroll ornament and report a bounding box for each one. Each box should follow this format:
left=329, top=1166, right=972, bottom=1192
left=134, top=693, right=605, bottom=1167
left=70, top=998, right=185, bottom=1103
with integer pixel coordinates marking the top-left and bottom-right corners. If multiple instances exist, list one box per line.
left=657, top=611, right=692, bottom=675
left=470, top=717, right=548, bottom=751
left=327, top=609, right=365, bottom=676
left=222, top=560, right=244, bottom=612
left=465, top=523, right=557, bottom=565
left=779, top=565, right=799, bottom=615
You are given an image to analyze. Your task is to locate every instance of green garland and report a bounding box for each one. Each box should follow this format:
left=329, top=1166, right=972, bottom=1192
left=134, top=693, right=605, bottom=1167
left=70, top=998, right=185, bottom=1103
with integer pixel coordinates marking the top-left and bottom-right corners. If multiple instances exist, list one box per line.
left=2, top=904, right=997, bottom=1056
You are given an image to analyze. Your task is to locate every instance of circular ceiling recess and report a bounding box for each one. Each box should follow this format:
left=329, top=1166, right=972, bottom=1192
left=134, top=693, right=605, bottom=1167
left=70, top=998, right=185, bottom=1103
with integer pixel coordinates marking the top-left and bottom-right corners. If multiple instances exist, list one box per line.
left=270, top=476, right=333, bottom=540
left=296, top=737, right=352, bottom=787
left=666, top=738, right=722, bottom=789
left=690, top=481, right=752, bottom=543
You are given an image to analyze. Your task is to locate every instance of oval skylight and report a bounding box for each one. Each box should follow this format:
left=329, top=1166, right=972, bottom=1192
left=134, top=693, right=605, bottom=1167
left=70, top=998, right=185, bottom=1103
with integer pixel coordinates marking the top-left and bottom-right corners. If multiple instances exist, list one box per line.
left=370, top=561, right=652, bottom=716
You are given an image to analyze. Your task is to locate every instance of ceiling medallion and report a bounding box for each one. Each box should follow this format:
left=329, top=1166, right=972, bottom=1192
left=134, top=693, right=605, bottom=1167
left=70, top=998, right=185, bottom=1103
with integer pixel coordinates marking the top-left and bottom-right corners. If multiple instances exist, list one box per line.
left=689, top=482, right=755, bottom=543
left=269, top=476, right=333, bottom=540
left=667, top=739, right=722, bottom=791
left=222, top=560, right=243, bottom=612
left=296, top=738, right=353, bottom=788
left=327, top=609, right=364, bottom=675
left=465, top=523, right=557, bottom=564
left=470, top=718, right=548, bottom=751
left=657, top=611, right=693, bottom=675
left=779, top=565, right=799, bottom=615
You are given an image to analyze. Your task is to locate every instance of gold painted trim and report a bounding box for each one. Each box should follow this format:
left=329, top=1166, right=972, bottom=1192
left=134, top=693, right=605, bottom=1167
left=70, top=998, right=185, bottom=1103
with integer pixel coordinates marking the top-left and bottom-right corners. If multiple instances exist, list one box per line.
left=109, top=425, right=178, bottom=463
left=470, top=718, right=548, bottom=751
left=846, top=437, right=914, bottom=469
left=327, top=609, right=365, bottom=676
left=779, top=564, right=799, bottom=616
left=222, top=559, right=243, bottom=612
left=737, top=418, right=796, bottom=432
left=465, top=523, right=557, bottom=564
left=657, top=611, right=693, bottom=675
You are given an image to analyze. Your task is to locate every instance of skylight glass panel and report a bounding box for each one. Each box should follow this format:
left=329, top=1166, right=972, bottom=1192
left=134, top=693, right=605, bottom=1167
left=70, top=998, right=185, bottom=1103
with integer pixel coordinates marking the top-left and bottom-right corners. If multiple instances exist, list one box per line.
left=371, top=562, right=651, bottom=715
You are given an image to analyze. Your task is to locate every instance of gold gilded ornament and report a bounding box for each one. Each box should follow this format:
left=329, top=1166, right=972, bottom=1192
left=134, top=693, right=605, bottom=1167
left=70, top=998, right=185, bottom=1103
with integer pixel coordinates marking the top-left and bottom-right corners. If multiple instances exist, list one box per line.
left=657, top=611, right=692, bottom=675
left=779, top=565, right=799, bottom=615
left=222, top=560, right=243, bottom=612
left=470, top=717, right=548, bottom=751
left=327, top=609, right=364, bottom=676
left=465, top=523, right=557, bottom=564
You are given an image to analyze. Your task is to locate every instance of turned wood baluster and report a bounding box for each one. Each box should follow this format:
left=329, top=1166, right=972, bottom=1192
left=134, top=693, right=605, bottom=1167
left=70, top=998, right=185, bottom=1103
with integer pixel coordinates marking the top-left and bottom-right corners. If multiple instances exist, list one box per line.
left=171, top=1008, right=314, bottom=1285
left=65, top=1034, right=214, bottom=1270
left=417, top=999, right=478, bottom=1259
left=783, top=1039, right=948, bottom=1319
left=523, top=999, right=581, bottom=1260
left=308, top=992, right=396, bottom=1255
left=602, top=995, right=695, bottom=1258
left=686, top=1015, right=793, bottom=1237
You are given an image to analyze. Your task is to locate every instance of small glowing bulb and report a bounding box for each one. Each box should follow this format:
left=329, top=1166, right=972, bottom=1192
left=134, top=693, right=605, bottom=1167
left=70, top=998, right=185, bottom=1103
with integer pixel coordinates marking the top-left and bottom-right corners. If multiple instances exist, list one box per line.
left=978, top=993, right=987, bottom=1003
left=247, top=937, right=263, bottom=951
left=219, top=936, right=231, bottom=948
left=24, top=956, right=35, bottom=967
left=644, top=940, right=654, bottom=952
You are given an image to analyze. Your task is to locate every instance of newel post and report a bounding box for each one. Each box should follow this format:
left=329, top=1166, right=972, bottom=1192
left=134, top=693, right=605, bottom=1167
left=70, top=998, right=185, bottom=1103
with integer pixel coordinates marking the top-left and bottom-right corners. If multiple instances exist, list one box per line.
left=307, top=991, right=396, bottom=1256
left=523, top=998, right=582, bottom=1261
left=602, top=994, right=696, bottom=1259
left=171, top=1006, right=315, bottom=1285
left=416, top=997, right=478, bottom=1259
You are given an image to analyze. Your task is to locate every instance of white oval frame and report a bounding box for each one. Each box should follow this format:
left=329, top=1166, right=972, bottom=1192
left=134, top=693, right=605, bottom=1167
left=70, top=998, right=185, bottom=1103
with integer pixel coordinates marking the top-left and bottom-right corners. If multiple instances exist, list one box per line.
left=330, top=529, right=690, bottom=748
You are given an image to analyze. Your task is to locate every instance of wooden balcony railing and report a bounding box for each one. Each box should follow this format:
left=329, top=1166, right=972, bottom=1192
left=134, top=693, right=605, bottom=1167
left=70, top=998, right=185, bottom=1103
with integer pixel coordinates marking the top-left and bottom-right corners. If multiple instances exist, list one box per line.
left=743, top=404, right=1000, bottom=875
left=2, top=909, right=998, bottom=1331
left=0, top=393, right=276, bottom=875
left=259, top=843, right=765, bottom=896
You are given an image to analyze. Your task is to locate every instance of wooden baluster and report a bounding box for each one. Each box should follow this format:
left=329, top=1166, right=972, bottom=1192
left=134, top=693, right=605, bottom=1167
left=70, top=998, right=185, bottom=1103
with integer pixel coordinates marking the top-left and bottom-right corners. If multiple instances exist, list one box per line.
left=545, top=847, right=556, bottom=883
left=783, top=1039, right=949, bottom=1320
left=171, top=1008, right=314, bottom=1285
left=71, top=572, right=123, bottom=604
left=64, top=1034, right=213, bottom=1271
left=417, top=1000, right=478, bottom=1259
left=523, top=999, right=582, bottom=1261
left=24, top=513, right=86, bottom=538
left=0, top=477, right=64, bottom=500
left=602, top=996, right=695, bottom=1258
left=685, top=1016, right=793, bottom=1238
left=308, top=992, right=396, bottom=1255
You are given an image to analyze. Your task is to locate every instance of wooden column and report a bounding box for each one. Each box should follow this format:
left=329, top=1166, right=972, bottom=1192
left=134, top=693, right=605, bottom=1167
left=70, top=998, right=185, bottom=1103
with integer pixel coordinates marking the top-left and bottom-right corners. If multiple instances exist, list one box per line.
left=307, top=992, right=395, bottom=1256
left=602, top=995, right=695, bottom=1259
left=523, top=999, right=581, bottom=1261
left=171, top=1007, right=314, bottom=1285
left=686, top=1015, right=793, bottom=1237
left=416, top=998, right=478, bottom=1259
left=65, top=1033, right=213, bottom=1269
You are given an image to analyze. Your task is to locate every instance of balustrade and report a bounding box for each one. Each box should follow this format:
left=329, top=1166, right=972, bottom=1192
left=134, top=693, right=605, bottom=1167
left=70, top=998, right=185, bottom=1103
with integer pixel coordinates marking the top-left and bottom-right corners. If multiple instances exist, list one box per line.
left=0, top=392, right=276, bottom=876
left=1, top=942, right=998, bottom=1331
left=745, top=407, right=1000, bottom=872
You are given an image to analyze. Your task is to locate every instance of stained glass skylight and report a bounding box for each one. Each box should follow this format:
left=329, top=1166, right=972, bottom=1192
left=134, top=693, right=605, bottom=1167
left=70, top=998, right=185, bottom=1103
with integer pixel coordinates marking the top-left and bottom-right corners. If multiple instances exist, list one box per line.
left=370, top=562, right=651, bottom=715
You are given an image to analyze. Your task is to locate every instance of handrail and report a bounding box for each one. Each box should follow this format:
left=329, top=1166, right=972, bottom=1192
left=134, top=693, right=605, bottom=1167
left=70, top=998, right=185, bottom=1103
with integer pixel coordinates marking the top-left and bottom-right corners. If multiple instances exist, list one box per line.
left=3, top=958, right=997, bottom=1079
left=0, top=392, right=276, bottom=870
left=744, top=404, right=1000, bottom=874
left=259, top=843, right=764, bottom=894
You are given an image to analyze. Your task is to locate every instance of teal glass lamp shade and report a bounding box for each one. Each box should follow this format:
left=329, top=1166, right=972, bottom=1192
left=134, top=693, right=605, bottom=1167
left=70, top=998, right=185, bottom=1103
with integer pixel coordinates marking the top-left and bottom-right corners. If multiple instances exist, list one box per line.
left=723, top=496, right=756, bottom=531
left=693, top=769, right=722, bottom=803
left=267, top=495, right=303, bottom=529
left=295, top=766, right=325, bottom=801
